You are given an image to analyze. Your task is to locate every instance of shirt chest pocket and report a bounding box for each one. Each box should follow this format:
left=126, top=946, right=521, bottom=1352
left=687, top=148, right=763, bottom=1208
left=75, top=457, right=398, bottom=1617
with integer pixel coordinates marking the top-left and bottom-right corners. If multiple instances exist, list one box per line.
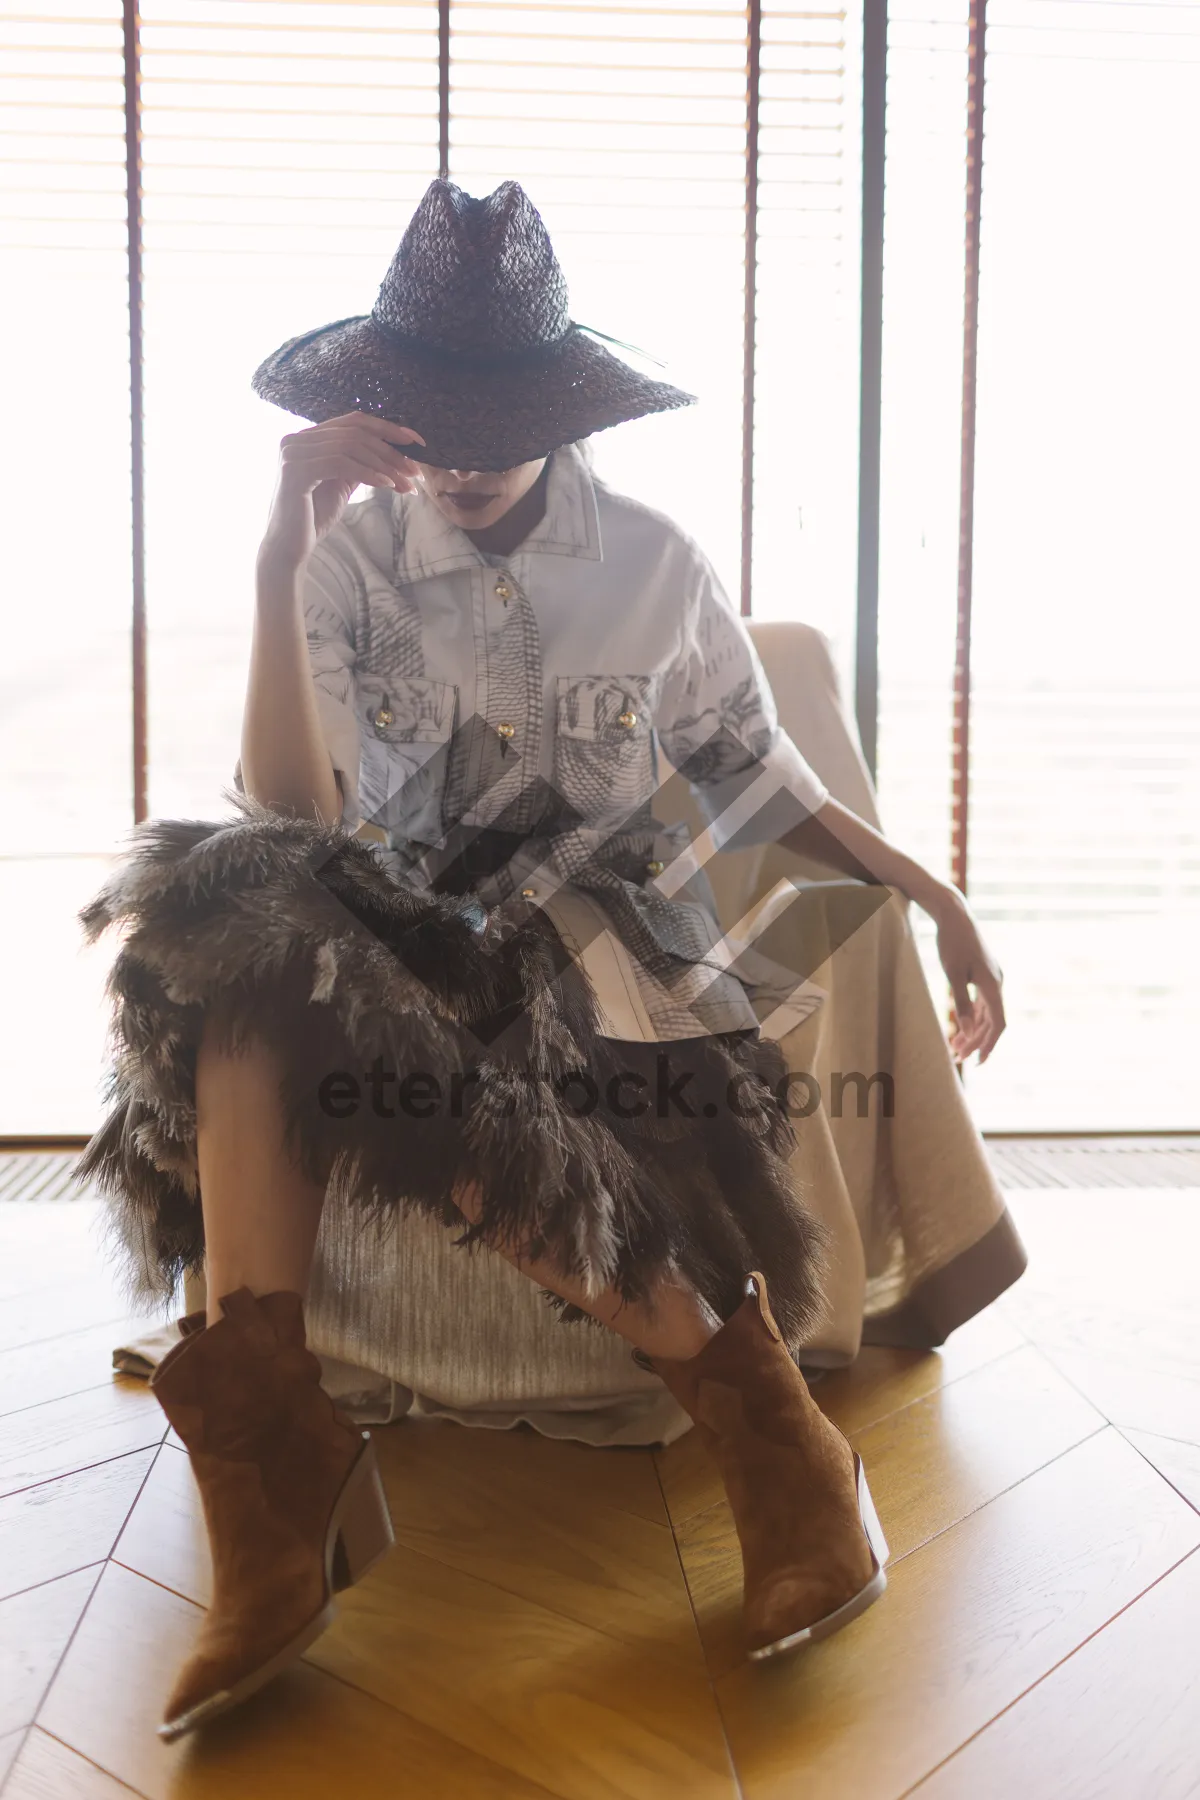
left=554, top=674, right=661, bottom=825
left=357, top=674, right=457, bottom=842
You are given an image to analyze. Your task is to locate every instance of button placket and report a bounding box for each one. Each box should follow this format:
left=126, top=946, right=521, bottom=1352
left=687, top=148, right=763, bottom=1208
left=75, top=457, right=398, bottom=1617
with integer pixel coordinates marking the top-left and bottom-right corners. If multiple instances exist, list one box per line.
left=474, top=558, right=543, bottom=828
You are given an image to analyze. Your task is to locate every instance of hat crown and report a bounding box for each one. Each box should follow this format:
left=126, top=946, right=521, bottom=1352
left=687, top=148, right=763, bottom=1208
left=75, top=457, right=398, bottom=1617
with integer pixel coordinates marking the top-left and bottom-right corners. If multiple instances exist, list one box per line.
left=372, top=179, right=570, bottom=353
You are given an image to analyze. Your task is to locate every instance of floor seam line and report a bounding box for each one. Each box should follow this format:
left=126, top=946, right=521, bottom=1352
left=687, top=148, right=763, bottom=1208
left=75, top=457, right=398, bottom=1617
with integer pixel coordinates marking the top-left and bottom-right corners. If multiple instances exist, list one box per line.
left=0, top=1378, right=127, bottom=1425
left=815, top=1340, right=1030, bottom=1446
left=0, top=1432, right=169, bottom=1504
left=0, top=1441, right=160, bottom=1508
left=895, top=1541, right=1200, bottom=1797
left=20, top=1728, right=150, bottom=1799
left=27, top=1437, right=170, bottom=1741
left=652, top=1442, right=747, bottom=1798
left=884, top=1420, right=1111, bottom=1571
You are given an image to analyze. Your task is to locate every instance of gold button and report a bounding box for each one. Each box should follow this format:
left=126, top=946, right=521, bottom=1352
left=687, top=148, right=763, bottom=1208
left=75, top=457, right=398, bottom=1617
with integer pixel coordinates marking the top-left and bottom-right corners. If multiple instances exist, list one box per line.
left=646, top=859, right=665, bottom=877
left=373, top=705, right=394, bottom=729
left=617, top=709, right=638, bottom=729
left=521, top=886, right=537, bottom=900
left=494, top=580, right=513, bottom=601
left=496, top=722, right=516, bottom=741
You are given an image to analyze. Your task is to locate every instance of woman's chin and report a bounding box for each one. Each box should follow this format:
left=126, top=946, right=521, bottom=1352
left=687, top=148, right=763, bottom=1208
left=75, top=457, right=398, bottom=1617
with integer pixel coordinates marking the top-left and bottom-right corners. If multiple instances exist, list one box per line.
left=439, top=500, right=504, bottom=528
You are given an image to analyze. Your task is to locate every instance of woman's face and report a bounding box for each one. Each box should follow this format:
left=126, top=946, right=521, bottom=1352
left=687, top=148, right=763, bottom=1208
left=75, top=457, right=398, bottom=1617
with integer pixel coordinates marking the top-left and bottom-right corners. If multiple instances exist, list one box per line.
left=413, top=456, right=548, bottom=530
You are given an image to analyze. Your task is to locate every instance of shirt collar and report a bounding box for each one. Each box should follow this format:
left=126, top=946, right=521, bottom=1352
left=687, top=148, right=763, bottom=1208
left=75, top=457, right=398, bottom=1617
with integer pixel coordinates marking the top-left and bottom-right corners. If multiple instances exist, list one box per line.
left=391, top=440, right=604, bottom=582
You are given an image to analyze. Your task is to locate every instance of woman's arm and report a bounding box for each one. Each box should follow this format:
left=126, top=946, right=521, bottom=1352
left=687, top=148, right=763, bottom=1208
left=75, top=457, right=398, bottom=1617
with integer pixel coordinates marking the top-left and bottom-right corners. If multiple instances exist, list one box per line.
left=241, top=556, right=341, bottom=824
left=655, top=545, right=1006, bottom=1066
left=781, top=799, right=1006, bottom=1065
left=239, top=411, right=426, bottom=824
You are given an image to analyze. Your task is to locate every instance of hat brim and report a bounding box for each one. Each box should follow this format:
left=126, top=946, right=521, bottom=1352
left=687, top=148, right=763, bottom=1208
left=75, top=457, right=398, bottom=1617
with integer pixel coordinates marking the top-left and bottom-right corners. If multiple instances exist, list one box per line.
left=251, top=316, right=697, bottom=472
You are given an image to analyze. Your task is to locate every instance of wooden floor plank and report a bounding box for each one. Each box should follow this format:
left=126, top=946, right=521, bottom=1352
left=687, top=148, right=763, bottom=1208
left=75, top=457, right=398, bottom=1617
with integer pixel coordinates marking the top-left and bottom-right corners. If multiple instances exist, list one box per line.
left=848, top=1344, right=1104, bottom=1563
left=5, top=1184, right=1197, bottom=1798
left=110, top=1448, right=205, bottom=1605
left=0, top=1381, right=163, bottom=1499
left=0, top=1321, right=157, bottom=1423
left=0, top=1566, right=100, bottom=1739
left=912, top=1546, right=1200, bottom=1799
left=4, top=1728, right=146, bottom=1799
left=0, top=1282, right=134, bottom=1360
left=0, top=1450, right=156, bottom=1603
left=1003, top=1191, right=1200, bottom=1443
left=674, top=1344, right=1107, bottom=1679
left=38, top=1562, right=565, bottom=1800
left=818, top=1308, right=1028, bottom=1440
left=373, top=1421, right=703, bottom=1667
left=713, top=1429, right=1200, bottom=1800
left=116, top=1426, right=705, bottom=1673
left=390, top=1416, right=671, bottom=1528
left=309, top=1536, right=740, bottom=1800
left=653, top=1307, right=1026, bottom=1531
left=0, top=1729, right=26, bottom=1789
left=112, top=1453, right=733, bottom=1800
left=1124, top=1429, right=1200, bottom=1513
left=1035, top=1343, right=1200, bottom=1444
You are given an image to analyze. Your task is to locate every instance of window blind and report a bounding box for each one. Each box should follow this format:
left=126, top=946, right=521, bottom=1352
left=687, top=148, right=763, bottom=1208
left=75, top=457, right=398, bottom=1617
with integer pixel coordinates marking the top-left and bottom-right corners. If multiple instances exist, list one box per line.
left=450, top=3, right=861, bottom=644
left=753, top=1, right=861, bottom=676
left=875, top=0, right=971, bottom=898
left=137, top=0, right=441, bottom=816
left=0, top=1, right=134, bottom=1132
left=0, top=0, right=133, bottom=851
left=963, top=0, right=1200, bottom=1128
left=448, top=0, right=754, bottom=594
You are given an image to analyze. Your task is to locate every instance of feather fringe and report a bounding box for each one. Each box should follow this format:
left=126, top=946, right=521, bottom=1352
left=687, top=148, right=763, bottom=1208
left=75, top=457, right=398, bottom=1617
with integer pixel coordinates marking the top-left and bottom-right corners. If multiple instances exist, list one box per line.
left=74, top=794, right=828, bottom=1350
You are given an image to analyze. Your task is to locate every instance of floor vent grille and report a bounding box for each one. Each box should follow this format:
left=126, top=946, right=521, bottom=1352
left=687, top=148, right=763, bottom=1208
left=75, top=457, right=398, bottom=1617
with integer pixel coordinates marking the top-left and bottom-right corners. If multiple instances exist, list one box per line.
left=2, top=1140, right=1198, bottom=1200
left=0, top=1151, right=89, bottom=1203
left=985, top=1137, right=1200, bottom=1189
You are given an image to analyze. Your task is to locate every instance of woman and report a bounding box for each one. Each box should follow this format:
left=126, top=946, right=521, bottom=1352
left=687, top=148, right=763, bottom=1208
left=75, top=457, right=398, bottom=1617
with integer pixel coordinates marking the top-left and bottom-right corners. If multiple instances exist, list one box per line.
left=78, top=180, right=1007, bottom=1742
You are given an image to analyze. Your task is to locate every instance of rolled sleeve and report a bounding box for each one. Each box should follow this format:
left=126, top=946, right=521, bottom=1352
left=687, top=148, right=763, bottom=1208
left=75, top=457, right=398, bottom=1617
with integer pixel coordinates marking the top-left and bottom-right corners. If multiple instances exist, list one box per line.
left=655, top=550, right=828, bottom=849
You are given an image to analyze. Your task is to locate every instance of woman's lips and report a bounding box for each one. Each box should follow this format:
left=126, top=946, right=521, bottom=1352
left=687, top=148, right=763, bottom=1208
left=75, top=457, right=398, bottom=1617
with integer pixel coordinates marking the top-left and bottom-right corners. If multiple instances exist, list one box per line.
left=442, top=493, right=497, bottom=511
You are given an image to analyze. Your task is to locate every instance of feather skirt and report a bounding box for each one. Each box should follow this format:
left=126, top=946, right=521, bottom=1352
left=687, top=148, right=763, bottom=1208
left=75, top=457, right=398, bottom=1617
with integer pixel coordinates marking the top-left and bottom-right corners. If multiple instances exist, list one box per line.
left=75, top=795, right=828, bottom=1350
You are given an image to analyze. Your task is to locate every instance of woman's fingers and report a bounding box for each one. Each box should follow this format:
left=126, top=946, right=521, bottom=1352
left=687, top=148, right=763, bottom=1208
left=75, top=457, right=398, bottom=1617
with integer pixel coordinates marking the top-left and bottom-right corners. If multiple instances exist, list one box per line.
left=358, top=414, right=427, bottom=449
left=949, top=971, right=1007, bottom=1064
left=949, top=976, right=975, bottom=1056
left=282, top=449, right=400, bottom=492
left=327, top=410, right=426, bottom=447
left=974, top=969, right=1007, bottom=1063
left=284, top=413, right=426, bottom=464
left=282, top=425, right=421, bottom=491
left=283, top=430, right=416, bottom=471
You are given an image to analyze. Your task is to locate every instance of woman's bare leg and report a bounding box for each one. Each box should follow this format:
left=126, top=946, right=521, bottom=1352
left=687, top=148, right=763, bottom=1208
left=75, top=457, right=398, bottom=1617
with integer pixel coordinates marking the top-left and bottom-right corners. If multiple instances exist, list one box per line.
left=452, top=1183, right=721, bottom=1360
left=195, top=1011, right=326, bottom=1326
left=193, top=1007, right=718, bottom=1356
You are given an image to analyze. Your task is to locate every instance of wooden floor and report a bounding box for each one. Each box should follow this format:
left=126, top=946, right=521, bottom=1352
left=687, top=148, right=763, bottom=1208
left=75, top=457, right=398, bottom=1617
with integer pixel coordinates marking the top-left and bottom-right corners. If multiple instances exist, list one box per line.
left=1, top=1186, right=1199, bottom=1799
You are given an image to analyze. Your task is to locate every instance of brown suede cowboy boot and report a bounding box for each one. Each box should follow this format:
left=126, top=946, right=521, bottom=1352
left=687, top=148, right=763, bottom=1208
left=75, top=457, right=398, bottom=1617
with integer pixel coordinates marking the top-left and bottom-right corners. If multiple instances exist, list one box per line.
left=150, top=1287, right=394, bottom=1741
left=648, top=1270, right=888, bottom=1660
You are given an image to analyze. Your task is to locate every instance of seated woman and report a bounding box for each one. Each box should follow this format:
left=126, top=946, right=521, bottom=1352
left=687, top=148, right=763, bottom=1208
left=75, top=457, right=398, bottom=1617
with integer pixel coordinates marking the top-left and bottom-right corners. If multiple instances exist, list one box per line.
left=78, top=178, right=1011, bottom=1743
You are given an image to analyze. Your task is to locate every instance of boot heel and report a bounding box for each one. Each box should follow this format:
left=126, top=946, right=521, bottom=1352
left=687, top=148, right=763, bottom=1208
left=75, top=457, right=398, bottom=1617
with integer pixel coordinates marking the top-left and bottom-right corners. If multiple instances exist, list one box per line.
left=330, top=1436, right=394, bottom=1593
left=855, top=1452, right=890, bottom=1569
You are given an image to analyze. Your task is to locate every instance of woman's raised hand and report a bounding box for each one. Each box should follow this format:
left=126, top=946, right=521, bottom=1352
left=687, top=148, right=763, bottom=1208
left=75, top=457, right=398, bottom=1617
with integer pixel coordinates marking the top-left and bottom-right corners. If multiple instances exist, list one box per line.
left=258, top=411, right=427, bottom=575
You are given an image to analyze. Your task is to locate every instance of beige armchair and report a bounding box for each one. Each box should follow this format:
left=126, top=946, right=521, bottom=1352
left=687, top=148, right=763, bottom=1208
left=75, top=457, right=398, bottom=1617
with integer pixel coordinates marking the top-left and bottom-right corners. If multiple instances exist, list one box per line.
left=146, top=622, right=1022, bottom=1448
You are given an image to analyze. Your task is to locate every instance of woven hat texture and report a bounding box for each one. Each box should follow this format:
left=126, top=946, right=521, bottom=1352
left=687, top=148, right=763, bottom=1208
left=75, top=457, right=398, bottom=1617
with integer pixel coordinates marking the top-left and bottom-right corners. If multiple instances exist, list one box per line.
left=252, top=178, right=697, bottom=472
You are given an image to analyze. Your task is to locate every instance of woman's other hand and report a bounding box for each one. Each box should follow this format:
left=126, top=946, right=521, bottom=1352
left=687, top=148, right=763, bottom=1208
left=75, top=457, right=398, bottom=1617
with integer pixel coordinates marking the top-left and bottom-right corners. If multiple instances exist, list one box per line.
left=258, top=412, right=427, bottom=575
left=930, top=887, right=1007, bottom=1064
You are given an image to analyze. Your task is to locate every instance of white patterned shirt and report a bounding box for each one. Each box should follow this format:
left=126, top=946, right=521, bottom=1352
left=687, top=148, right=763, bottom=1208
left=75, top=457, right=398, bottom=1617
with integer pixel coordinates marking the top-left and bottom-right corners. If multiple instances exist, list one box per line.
left=285, top=442, right=831, bottom=1040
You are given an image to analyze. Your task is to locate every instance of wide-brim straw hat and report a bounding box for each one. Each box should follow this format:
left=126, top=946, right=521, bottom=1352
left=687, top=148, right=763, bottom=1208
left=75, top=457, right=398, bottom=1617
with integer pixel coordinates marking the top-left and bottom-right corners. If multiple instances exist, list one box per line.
left=252, top=178, right=698, bottom=473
